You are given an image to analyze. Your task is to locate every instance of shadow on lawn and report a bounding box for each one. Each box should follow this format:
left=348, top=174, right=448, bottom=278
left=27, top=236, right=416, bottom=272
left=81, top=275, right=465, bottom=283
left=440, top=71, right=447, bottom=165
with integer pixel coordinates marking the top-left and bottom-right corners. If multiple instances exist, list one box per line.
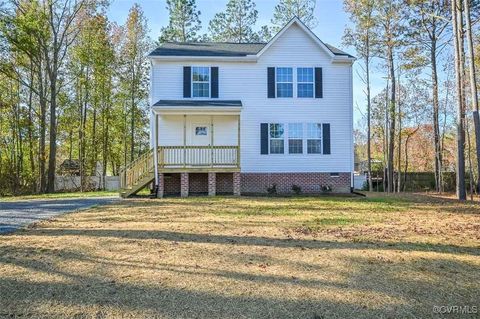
left=0, top=241, right=478, bottom=319
left=113, top=196, right=480, bottom=217
left=23, top=227, right=480, bottom=256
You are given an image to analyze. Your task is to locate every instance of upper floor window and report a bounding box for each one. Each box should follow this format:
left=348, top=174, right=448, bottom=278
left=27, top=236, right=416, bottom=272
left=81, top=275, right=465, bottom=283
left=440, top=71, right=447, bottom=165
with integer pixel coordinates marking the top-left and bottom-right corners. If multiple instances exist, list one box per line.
left=192, top=67, right=210, bottom=97
left=306, top=123, right=322, bottom=154
left=269, top=123, right=285, bottom=154
left=276, top=67, right=293, bottom=98
left=297, top=68, right=314, bottom=98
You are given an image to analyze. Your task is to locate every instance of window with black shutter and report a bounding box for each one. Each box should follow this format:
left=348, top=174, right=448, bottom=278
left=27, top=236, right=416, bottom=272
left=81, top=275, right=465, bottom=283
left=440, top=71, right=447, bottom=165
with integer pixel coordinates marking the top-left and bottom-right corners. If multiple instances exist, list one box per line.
left=183, top=66, right=191, bottom=98
left=315, top=67, right=323, bottom=98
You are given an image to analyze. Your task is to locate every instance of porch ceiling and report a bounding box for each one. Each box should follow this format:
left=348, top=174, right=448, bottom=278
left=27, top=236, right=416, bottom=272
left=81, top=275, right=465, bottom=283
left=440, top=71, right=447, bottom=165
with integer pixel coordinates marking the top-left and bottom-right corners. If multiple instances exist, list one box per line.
left=152, top=100, right=242, bottom=115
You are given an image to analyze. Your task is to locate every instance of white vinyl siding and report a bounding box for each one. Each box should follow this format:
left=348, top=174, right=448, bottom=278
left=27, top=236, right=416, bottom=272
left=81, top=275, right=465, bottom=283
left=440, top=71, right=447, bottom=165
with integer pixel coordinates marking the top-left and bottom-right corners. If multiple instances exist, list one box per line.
left=151, top=23, right=353, bottom=173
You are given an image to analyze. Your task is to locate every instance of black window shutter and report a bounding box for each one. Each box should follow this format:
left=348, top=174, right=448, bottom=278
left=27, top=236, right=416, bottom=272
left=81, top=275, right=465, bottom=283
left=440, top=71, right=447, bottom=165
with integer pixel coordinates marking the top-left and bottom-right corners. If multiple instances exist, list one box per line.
left=322, top=123, right=330, bottom=154
left=183, top=66, right=191, bottom=98
left=260, top=123, right=269, bottom=154
left=315, top=67, right=323, bottom=98
left=267, top=67, right=275, bottom=98
left=211, top=67, right=219, bottom=98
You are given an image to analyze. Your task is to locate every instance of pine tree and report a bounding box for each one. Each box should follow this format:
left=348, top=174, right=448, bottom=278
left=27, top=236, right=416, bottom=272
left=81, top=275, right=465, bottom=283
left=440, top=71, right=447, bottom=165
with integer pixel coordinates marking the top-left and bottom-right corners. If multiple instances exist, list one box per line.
left=257, top=25, right=272, bottom=42
left=158, top=0, right=201, bottom=43
left=208, top=0, right=258, bottom=43
left=405, top=0, right=450, bottom=193
left=371, top=0, right=407, bottom=193
left=120, top=4, right=151, bottom=163
left=271, top=0, right=317, bottom=32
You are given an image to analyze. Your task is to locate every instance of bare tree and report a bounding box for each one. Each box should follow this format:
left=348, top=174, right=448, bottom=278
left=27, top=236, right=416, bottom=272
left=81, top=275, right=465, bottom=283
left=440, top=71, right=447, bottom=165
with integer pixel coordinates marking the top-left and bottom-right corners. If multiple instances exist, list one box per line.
left=463, top=0, right=480, bottom=193
left=452, top=0, right=466, bottom=200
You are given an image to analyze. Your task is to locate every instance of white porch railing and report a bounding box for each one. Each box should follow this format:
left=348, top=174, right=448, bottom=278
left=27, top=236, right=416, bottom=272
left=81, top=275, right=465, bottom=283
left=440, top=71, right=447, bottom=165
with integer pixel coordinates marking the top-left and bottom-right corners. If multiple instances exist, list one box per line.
left=158, top=146, right=239, bottom=168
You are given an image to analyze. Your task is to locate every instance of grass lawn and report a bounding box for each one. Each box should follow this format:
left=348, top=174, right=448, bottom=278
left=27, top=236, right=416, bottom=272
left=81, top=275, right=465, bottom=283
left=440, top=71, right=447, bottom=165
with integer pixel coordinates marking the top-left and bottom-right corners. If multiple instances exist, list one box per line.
left=0, top=190, right=119, bottom=202
left=0, top=193, right=479, bottom=318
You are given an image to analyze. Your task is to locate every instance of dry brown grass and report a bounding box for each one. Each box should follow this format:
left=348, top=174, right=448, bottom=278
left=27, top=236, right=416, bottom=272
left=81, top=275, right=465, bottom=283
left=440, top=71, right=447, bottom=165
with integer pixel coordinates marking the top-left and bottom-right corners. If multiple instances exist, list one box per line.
left=0, top=193, right=479, bottom=318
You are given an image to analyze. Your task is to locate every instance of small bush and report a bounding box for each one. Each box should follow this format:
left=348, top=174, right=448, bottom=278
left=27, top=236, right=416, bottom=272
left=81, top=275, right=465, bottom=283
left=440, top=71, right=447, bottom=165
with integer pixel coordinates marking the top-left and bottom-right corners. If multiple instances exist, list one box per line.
left=267, top=183, right=277, bottom=195
left=291, top=184, right=302, bottom=195
left=361, top=181, right=369, bottom=191
left=321, top=185, right=332, bottom=193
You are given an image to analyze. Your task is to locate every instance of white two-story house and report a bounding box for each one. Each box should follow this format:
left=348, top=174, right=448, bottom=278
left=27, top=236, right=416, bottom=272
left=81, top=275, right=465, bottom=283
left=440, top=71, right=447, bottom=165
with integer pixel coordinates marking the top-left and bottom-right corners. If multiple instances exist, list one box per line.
left=120, top=18, right=355, bottom=198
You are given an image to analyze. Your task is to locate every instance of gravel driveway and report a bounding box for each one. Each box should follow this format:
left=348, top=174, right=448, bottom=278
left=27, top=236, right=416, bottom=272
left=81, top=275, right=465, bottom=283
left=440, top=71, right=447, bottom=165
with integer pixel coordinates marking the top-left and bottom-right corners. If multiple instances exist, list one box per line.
left=0, top=197, right=119, bottom=234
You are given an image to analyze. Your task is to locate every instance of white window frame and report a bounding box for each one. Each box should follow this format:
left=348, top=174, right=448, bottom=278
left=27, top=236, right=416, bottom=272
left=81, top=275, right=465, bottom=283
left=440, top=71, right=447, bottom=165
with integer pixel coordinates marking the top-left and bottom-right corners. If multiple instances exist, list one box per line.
left=297, top=67, right=314, bottom=98
left=269, top=123, right=285, bottom=154
left=288, top=123, right=303, bottom=154
left=306, top=123, right=322, bottom=154
left=276, top=67, right=293, bottom=98
left=192, top=66, right=210, bottom=98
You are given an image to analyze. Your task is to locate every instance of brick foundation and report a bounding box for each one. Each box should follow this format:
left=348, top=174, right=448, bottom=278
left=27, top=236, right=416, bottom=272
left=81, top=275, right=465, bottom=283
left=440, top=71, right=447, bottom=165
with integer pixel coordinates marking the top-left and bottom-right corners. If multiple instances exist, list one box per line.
left=233, top=172, right=241, bottom=196
left=164, top=173, right=181, bottom=196
left=157, top=173, right=164, bottom=198
left=208, top=172, right=216, bottom=196
left=180, top=173, right=189, bottom=197
left=240, top=172, right=351, bottom=194
left=189, top=173, right=208, bottom=194
left=216, top=173, right=233, bottom=194
left=157, top=172, right=351, bottom=197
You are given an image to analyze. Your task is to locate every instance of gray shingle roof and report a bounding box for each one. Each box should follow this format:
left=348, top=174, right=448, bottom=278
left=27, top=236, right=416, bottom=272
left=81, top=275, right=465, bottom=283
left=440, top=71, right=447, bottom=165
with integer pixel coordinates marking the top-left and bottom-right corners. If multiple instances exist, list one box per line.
left=149, top=42, right=354, bottom=58
left=153, top=100, right=243, bottom=107
left=149, top=43, right=266, bottom=57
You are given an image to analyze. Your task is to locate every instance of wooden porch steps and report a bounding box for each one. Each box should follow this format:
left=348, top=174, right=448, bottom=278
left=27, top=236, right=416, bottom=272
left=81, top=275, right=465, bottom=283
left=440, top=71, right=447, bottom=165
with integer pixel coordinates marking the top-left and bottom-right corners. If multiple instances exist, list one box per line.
left=120, top=172, right=155, bottom=198
left=119, top=145, right=240, bottom=198
left=119, top=150, right=155, bottom=198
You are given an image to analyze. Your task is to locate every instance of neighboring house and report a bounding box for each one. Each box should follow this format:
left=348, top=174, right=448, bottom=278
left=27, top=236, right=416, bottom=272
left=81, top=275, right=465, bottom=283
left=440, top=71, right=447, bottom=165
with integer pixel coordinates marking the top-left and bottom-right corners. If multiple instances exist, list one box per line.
left=120, top=17, right=355, bottom=198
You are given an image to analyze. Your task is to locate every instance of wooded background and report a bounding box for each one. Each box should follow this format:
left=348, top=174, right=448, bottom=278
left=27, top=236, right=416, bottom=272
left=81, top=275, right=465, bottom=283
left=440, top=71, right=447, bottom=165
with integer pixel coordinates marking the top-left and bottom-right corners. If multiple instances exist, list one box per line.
left=0, top=0, right=479, bottom=199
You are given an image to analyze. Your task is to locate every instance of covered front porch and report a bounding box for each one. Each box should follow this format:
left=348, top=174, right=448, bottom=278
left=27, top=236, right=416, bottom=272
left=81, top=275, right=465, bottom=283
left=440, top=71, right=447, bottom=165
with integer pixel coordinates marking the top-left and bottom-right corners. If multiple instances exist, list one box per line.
left=152, top=100, right=242, bottom=197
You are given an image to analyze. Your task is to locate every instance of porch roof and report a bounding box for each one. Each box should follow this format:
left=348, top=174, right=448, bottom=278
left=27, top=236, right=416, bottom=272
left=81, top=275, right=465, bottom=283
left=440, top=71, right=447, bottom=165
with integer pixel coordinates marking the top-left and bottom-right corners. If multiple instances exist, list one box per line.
left=152, top=100, right=242, bottom=115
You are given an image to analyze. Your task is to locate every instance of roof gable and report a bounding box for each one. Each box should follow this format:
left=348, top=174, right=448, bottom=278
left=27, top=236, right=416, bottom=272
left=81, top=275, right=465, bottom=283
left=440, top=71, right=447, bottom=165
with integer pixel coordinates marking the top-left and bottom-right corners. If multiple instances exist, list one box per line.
left=148, top=17, right=355, bottom=61
left=255, top=17, right=335, bottom=59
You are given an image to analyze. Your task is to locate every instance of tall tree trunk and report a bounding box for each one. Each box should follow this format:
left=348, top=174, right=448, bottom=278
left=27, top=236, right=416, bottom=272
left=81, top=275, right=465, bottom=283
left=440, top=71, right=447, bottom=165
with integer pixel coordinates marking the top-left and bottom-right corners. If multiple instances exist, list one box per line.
left=383, top=79, right=390, bottom=192
left=366, top=49, right=373, bottom=191
left=453, top=0, right=466, bottom=200
left=466, top=119, right=475, bottom=200
left=91, top=108, right=97, bottom=176
left=46, top=51, right=58, bottom=193
left=431, top=40, right=443, bottom=193
left=387, top=45, right=396, bottom=193
left=463, top=0, right=480, bottom=193
left=397, top=71, right=402, bottom=193
left=27, top=65, right=36, bottom=192
left=38, top=63, right=47, bottom=193
left=130, top=63, right=136, bottom=162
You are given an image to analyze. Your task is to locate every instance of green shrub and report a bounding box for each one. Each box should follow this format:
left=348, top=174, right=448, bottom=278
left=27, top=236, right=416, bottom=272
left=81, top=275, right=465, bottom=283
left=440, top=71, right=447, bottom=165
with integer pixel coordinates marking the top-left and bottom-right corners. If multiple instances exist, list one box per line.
left=291, top=184, right=302, bottom=195
left=267, top=183, right=277, bottom=195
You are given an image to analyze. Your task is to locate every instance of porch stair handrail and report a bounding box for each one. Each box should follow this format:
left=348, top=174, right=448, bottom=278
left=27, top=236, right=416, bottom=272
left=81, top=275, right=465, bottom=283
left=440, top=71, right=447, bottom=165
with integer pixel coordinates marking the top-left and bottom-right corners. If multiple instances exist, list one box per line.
left=119, top=150, right=155, bottom=191
left=119, top=145, right=240, bottom=197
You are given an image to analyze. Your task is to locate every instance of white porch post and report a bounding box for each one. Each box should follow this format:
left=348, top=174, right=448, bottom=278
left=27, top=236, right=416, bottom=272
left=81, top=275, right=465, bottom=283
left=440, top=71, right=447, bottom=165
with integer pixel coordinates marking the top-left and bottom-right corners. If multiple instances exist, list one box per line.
left=153, top=113, right=159, bottom=187
left=183, top=114, right=187, bottom=167
left=237, top=114, right=241, bottom=168
left=210, top=115, right=214, bottom=167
